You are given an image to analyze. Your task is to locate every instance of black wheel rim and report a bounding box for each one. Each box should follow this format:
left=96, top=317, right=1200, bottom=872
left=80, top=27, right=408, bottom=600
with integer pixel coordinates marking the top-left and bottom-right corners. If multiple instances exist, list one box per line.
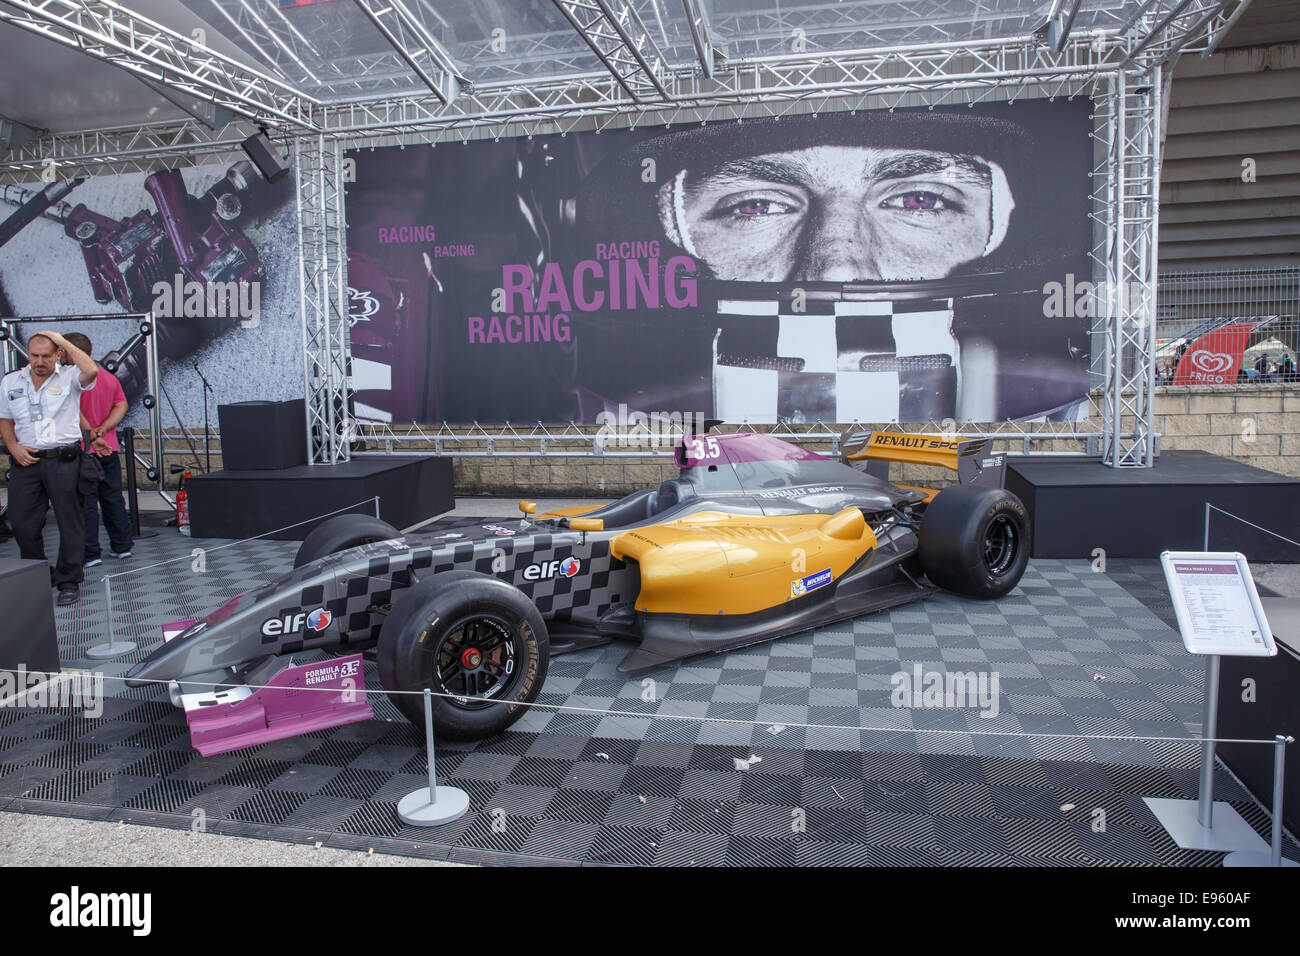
left=433, top=615, right=520, bottom=709
left=982, top=514, right=1018, bottom=576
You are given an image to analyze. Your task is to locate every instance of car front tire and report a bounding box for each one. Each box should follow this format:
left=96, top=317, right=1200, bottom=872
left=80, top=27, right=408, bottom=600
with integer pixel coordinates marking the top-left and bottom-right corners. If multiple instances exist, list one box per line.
left=377, top=571, right=549, bottom=741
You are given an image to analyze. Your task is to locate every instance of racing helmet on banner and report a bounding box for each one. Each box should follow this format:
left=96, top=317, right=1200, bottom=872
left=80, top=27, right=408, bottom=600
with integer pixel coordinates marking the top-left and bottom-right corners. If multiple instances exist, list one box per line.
left=549, top=108, right=1092, bottom=425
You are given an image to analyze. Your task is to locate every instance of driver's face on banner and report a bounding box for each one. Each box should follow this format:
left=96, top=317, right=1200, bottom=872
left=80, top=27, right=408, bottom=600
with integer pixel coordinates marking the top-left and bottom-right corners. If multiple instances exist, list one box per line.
left=660, top=145, right=999, bottom=282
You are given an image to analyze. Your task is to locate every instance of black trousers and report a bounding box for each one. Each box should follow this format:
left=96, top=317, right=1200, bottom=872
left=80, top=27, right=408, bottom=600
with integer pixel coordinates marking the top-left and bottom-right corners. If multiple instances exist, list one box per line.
left=7, top=454, right=84, bottom=586
left=84, top=451, right=133, bottom=559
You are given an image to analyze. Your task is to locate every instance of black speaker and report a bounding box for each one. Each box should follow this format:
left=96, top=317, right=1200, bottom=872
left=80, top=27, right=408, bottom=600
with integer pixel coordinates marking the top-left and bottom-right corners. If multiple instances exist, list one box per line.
left=218, top=399, right=308, bottom=471
left=241, top=131, right=290, bottom=183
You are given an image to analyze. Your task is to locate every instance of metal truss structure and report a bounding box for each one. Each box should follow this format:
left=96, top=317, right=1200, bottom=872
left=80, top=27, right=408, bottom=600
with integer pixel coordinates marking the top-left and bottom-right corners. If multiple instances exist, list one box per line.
left=294, top=133, right=349, bottom=465
left=1092, top=65, right=1162, bottom=467
left=349, top=0, right=464, bottom=104
left=0, top=0, right=317, bottom=128
left=0, top=0, right=1250, bottom=466
left=551, top=1, right=668, bottom=103
left=347, top=416, right=1117, bottom=461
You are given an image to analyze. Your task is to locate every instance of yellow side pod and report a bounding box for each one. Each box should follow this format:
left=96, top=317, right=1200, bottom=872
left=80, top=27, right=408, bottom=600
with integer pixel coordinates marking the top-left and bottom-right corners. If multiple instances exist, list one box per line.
left=611, top=508, right=877, bottom=616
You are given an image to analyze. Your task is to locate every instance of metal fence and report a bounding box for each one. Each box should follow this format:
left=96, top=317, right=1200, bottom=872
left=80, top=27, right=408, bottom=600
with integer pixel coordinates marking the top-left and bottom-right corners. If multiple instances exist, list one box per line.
left=1156, top=266, right=1300, bottom=384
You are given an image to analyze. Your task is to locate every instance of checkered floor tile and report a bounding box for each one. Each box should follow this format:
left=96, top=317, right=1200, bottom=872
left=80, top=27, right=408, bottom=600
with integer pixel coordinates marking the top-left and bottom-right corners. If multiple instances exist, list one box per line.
left=0, top=520, right=1291, bottom=865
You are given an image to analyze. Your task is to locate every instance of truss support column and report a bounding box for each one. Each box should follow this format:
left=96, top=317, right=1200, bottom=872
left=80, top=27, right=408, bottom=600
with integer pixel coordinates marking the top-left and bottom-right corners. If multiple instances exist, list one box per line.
left=295, top=134, right=352, bottom=465
left=1099, top=66, right=1159, bottom=467
left=1142, top=64, right=1163, bottom=467
left=1108, top=72, right=1123, bottom=466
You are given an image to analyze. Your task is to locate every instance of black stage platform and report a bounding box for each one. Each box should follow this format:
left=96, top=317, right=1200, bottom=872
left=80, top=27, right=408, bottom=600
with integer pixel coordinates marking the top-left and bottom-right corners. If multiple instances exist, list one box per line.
left=187, top=456, right=454, bottom=540
left=1007, top=451, right=1300, bottom=561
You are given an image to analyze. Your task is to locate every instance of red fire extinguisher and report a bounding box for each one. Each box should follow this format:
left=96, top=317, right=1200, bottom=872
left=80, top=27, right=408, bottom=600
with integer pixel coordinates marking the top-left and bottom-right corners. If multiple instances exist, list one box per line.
left=176, top=470, right=192, bottom=537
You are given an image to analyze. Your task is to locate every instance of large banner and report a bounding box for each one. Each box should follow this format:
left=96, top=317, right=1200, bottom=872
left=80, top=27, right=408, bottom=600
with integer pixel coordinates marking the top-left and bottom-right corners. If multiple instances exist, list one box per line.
left=344, top=99, right=1094, bottom=426
left=0, top=160, right=301, bottom=429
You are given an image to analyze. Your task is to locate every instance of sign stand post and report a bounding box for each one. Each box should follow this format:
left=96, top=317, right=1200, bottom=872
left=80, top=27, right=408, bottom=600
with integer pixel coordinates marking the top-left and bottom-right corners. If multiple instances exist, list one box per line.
left=1144, top=552, right=1276, bottom=854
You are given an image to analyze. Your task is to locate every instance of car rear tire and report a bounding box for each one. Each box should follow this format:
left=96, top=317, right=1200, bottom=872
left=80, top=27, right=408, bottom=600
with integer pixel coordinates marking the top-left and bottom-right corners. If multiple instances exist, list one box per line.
left=293, top=514, right=400, bottom=568
left=377, top=570, right=549, bottom=741
left=917, top=485, right=1030, bottom=599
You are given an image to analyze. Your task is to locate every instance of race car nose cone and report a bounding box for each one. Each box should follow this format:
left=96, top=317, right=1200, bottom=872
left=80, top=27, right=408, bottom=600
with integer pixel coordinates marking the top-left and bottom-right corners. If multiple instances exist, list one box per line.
left=462, top=648, right=483, bottom=669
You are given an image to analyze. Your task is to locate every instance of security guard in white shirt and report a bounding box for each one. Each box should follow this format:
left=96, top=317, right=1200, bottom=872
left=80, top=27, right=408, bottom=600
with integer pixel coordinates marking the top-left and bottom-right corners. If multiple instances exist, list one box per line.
left=0, top=330, right=98, bottom=605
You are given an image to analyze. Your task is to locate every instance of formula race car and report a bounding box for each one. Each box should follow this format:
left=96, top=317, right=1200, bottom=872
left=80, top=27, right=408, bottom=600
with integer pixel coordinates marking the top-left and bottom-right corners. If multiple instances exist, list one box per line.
left=126, top=429, right=1029, bottom=754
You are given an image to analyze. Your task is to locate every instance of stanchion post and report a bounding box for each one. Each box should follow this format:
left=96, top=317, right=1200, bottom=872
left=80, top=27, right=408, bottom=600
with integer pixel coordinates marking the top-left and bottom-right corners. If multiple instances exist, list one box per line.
left=423, top=687, right=438, bottom=798
left=1203, top=501, right=1210, bottom=551
left=1271, top=735, right=1289, bottom=867
left=373, top=495, right=380, bottom=520
left=1224, top=733, right=1299, bottom=867
left=1197, top=654, right=1220, bottom=828
left=87, top=573, right=135, bottom=659
left=397, top=688, right=469, bottom=826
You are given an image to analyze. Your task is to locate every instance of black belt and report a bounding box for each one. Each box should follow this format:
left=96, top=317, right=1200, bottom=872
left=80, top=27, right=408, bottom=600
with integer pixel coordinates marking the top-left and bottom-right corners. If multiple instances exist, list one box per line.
left=30, top=441, right=81, bottom=459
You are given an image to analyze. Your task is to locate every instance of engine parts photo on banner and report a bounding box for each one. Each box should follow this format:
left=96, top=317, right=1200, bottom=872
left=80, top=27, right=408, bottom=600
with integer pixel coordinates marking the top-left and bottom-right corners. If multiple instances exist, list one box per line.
left=342, top=99, right=1093, bottom=425
left=0, top=161, right=301, bottom=428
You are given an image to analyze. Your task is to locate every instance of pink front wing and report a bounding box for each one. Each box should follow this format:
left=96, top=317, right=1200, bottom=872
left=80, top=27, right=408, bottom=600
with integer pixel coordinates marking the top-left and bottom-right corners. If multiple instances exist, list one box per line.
left=184, top=655, right=374, bottom=757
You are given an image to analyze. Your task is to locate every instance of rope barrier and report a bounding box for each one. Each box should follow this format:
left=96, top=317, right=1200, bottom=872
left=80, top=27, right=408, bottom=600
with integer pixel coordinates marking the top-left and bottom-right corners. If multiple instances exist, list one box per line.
left=0, top=664, right=1290, bottom=749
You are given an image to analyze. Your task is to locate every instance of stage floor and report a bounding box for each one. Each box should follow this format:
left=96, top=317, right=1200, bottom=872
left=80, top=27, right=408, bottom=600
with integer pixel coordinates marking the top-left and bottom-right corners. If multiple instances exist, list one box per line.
left=1, top=518, right=1294, bottom=866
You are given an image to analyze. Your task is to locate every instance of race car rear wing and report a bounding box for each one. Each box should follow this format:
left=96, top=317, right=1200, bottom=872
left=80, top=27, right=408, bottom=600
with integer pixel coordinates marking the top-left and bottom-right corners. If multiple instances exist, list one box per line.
left=840, top=430, right=1007, bottom=489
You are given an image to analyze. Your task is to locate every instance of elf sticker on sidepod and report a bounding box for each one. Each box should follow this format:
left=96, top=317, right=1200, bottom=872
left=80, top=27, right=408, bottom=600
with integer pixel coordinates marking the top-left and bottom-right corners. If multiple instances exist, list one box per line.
left=262, top=608, right=332, bottom=637
left=791, top=568, right=833, bottom=598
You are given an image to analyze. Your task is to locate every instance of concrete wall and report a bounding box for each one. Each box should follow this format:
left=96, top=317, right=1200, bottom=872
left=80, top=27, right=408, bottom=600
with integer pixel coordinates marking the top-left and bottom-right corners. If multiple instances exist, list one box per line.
left=1161, top=42, right=1300, bottom=271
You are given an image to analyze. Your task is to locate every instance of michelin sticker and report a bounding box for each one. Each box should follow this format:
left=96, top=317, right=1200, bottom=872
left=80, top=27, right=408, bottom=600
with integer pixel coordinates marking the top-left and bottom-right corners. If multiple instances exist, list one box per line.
left=791, top=568, right=833, bottom=598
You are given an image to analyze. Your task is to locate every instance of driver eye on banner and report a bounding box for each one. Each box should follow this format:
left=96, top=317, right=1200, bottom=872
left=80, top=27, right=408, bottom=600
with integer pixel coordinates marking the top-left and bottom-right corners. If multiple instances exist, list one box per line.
left=343, top=99, right=1093, bottom=428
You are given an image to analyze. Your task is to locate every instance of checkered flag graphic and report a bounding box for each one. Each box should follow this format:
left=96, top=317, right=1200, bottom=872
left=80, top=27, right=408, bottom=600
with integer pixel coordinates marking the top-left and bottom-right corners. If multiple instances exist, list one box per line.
left=712, top=296, right=959, bottom=422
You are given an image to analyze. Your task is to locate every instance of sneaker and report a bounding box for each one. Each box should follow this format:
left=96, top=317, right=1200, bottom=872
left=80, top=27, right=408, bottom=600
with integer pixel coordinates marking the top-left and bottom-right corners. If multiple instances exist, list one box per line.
left=108, top=550, right=133, bottom=559
left=84, top=557, right=103, bottom=568
left=56, top=584, right=79, bottom=606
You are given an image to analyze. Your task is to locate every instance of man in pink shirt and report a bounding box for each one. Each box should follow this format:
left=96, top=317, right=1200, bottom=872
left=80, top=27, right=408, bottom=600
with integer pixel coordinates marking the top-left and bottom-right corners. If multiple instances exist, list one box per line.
left=64, top=333, right=133, bottom=567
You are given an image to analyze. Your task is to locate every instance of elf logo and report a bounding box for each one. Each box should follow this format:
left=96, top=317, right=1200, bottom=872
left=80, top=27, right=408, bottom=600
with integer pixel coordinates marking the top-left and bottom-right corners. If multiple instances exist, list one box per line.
left=522, top=556, right=580, bottom=581
left=261, top=608, right=331, bottom=637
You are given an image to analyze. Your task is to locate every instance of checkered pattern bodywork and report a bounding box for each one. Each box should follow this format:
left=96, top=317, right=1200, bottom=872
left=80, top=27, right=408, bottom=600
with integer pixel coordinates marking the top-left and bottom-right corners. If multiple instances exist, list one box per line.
left=317, top=529, right=638, bottom=647
left=712, top=296, right=958, bottom=423
left=128, top=523, right=640, bottom=683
